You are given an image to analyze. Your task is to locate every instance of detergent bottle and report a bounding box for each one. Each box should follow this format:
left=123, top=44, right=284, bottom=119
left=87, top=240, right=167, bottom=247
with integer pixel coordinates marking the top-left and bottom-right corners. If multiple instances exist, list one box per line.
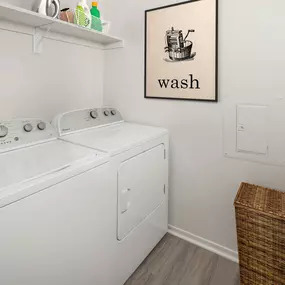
left=75, top=0, right=91, bottom=29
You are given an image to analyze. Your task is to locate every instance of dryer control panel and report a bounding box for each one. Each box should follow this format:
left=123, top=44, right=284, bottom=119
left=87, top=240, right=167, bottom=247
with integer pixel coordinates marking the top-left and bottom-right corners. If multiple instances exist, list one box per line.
left=0, top=119, right=56, bottom=152
left=53, top=108, right=124, bottom=136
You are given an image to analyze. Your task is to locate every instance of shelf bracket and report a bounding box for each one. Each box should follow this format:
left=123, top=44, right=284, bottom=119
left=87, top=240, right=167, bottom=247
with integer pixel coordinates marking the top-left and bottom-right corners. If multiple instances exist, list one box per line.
left=104, top=40, right=125, bottom=50
left=33, top=23, right=53, bottom=54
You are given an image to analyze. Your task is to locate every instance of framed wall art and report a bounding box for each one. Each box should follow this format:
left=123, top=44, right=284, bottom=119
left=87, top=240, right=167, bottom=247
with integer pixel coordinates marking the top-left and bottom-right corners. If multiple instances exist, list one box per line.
left=144, top=0, right=218, bottom=102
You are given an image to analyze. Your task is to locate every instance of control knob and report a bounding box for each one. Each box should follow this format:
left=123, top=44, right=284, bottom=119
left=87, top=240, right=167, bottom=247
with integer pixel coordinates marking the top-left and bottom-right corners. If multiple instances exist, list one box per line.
left=111, top=110, right=116, bottom=116
left=0, top=125, right=8, bottom=138
left=37, top=122, right=46, bottom=131
left=104, top=110, right=110, bottom=116
left=90, top=111, right=97, bottom=119
left=23, top=123, right=33, bottom=133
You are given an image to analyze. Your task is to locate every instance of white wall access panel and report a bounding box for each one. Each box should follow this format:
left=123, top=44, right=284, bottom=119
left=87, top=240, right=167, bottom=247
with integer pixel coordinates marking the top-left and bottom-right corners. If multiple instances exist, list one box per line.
left=224, top=104, right=271, bottom=164
left=236, top=105, right=268, bottom=155
left=224, top=102, right=285, bottom=167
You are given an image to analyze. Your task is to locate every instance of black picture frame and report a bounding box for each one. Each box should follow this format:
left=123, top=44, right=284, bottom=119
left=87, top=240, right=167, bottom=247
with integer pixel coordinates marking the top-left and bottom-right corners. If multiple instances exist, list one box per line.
left=144, top=0, right=218, bottom=102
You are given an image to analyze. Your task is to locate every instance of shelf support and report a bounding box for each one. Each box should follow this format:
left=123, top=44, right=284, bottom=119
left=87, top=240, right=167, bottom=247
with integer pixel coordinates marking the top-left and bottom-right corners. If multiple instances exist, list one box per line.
left=33, top=23, right=53, bottom=54
left=104, top=40, right=125, bottom=50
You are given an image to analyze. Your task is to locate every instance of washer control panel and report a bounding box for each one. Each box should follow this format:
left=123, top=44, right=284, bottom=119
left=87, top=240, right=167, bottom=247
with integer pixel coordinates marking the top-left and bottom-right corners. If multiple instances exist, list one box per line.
left=54, top=108, right=124, bottom=136
left=0, top=119, right=56, bottom=152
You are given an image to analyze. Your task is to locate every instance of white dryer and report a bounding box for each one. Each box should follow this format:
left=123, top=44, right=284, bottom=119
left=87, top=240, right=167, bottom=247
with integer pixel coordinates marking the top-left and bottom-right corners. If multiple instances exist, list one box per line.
left=53, top=108, right=169, bottom=284
left=0, top=118, right=115, bottom=285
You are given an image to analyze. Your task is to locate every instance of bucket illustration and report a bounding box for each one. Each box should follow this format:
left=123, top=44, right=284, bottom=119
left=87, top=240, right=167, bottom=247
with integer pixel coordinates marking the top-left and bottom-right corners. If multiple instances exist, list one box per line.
left=164, top=27, right=196, bottom=61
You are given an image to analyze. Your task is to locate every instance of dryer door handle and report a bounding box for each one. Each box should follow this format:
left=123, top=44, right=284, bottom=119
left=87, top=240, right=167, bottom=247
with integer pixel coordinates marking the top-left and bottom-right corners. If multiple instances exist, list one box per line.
left=120, top=188, right=131, bottom=214
left=121, top=202, right=131, bottom=214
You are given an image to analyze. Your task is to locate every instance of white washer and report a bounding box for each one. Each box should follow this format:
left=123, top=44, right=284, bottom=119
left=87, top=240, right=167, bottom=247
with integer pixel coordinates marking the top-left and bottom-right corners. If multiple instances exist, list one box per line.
left=53, top=108, right=169, bottom=284
left=0, top=118, right=115, bottom=285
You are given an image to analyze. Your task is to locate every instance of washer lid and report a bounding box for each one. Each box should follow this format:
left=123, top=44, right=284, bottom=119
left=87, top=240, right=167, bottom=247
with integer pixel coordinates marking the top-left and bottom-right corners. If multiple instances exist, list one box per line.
left=62, top=123, right=169, bottom=156
left=0, top=139, right=108, bottom=191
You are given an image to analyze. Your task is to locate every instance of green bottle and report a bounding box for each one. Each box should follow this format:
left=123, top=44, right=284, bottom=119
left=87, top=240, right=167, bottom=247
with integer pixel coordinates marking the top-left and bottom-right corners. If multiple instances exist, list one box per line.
left=90, top=2, right=103, bottom=32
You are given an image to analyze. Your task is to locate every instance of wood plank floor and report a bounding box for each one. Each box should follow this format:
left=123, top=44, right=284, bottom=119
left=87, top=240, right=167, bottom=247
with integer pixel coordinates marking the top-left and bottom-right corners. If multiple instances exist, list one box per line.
left=124, top=234, right=240, bottom=285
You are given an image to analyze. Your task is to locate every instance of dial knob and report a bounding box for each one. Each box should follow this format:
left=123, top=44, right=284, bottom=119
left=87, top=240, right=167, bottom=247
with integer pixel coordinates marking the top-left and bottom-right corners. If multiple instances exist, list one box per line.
left=104, top=110, right=110, bottom=116
left=111, top=110, right=117, bottom=116
left=23, top=123, right=33, bottom=133
left=90, top=111, right=97, bottom=119
left=0, top=125, right=8, bottom=138
left=37, top=122, right=46, bottom=131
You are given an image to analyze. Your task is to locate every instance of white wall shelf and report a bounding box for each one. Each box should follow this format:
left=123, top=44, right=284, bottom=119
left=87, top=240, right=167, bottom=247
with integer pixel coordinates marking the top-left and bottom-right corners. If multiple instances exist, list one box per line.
left=0, top=1, right=124, bottom=53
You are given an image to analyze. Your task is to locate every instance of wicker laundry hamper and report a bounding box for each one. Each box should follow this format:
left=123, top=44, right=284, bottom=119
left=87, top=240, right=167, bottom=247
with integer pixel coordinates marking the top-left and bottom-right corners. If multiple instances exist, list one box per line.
left=234, top=182, right=285, bottom=285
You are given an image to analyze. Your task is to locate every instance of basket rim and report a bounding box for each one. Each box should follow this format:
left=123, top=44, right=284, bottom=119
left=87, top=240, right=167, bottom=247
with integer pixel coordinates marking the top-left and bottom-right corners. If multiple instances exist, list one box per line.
left=234, top=182, right=285, bottom=220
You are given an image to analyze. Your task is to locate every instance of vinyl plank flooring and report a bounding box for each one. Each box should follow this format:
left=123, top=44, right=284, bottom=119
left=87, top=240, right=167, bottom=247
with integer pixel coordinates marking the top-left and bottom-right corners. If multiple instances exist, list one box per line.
left=147, top=239, right=197, bottom=285
left=143, top=232, right=182, bottom=276
left=124, top=233, right=240, bottom=285
left=209, top=256, right=240, bottom=285
left=123, top=267, right=153, bottom=285
left=178, top=247, right=219, bottom=285
left=161, top=240, right=197, bottom=285
left=124, top=235, right=179, bottom=285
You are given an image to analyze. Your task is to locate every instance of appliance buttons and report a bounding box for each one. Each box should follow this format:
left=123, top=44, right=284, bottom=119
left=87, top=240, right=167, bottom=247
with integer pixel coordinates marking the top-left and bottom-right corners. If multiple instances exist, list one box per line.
left=104, top=110, right=110, bottom=116
left=90, top=111, right=97, bottom=119
left=37, top=122, right=46, bottom=131
left=0, top=125, right=8, bottom=138
left=23, top=123, right=33, bottom=132
left=111, top=110, right=116, bottom=116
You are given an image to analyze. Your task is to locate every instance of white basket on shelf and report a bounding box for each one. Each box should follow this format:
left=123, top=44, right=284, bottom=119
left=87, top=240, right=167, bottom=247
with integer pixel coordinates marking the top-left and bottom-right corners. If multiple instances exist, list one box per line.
left=59, top=8, right=111, bottom=34
left=101, top=19, right=111, bottom=34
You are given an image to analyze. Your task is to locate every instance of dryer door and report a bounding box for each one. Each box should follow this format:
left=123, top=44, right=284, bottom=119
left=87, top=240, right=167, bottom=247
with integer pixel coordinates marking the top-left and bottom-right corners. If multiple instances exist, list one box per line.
left=117, top=144, right=166, bottom=241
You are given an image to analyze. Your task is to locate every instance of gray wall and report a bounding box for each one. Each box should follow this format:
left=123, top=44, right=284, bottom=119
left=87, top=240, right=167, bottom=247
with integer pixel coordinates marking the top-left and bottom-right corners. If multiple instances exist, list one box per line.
left=103, top=0, right=285, bottom=256
left=0, top=0, right=104, bottom=120
left=2, top=0, right=285, bottom=259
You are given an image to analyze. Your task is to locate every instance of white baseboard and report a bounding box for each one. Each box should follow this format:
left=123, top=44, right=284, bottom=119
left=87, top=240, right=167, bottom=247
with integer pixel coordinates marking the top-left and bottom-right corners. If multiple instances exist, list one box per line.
left=168, top=225, right=239, bottom=264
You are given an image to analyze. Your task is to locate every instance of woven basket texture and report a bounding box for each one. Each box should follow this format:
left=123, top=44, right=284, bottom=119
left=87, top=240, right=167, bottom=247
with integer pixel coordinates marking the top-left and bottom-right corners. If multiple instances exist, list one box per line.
left=235, top=182, right=285, bottom=285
